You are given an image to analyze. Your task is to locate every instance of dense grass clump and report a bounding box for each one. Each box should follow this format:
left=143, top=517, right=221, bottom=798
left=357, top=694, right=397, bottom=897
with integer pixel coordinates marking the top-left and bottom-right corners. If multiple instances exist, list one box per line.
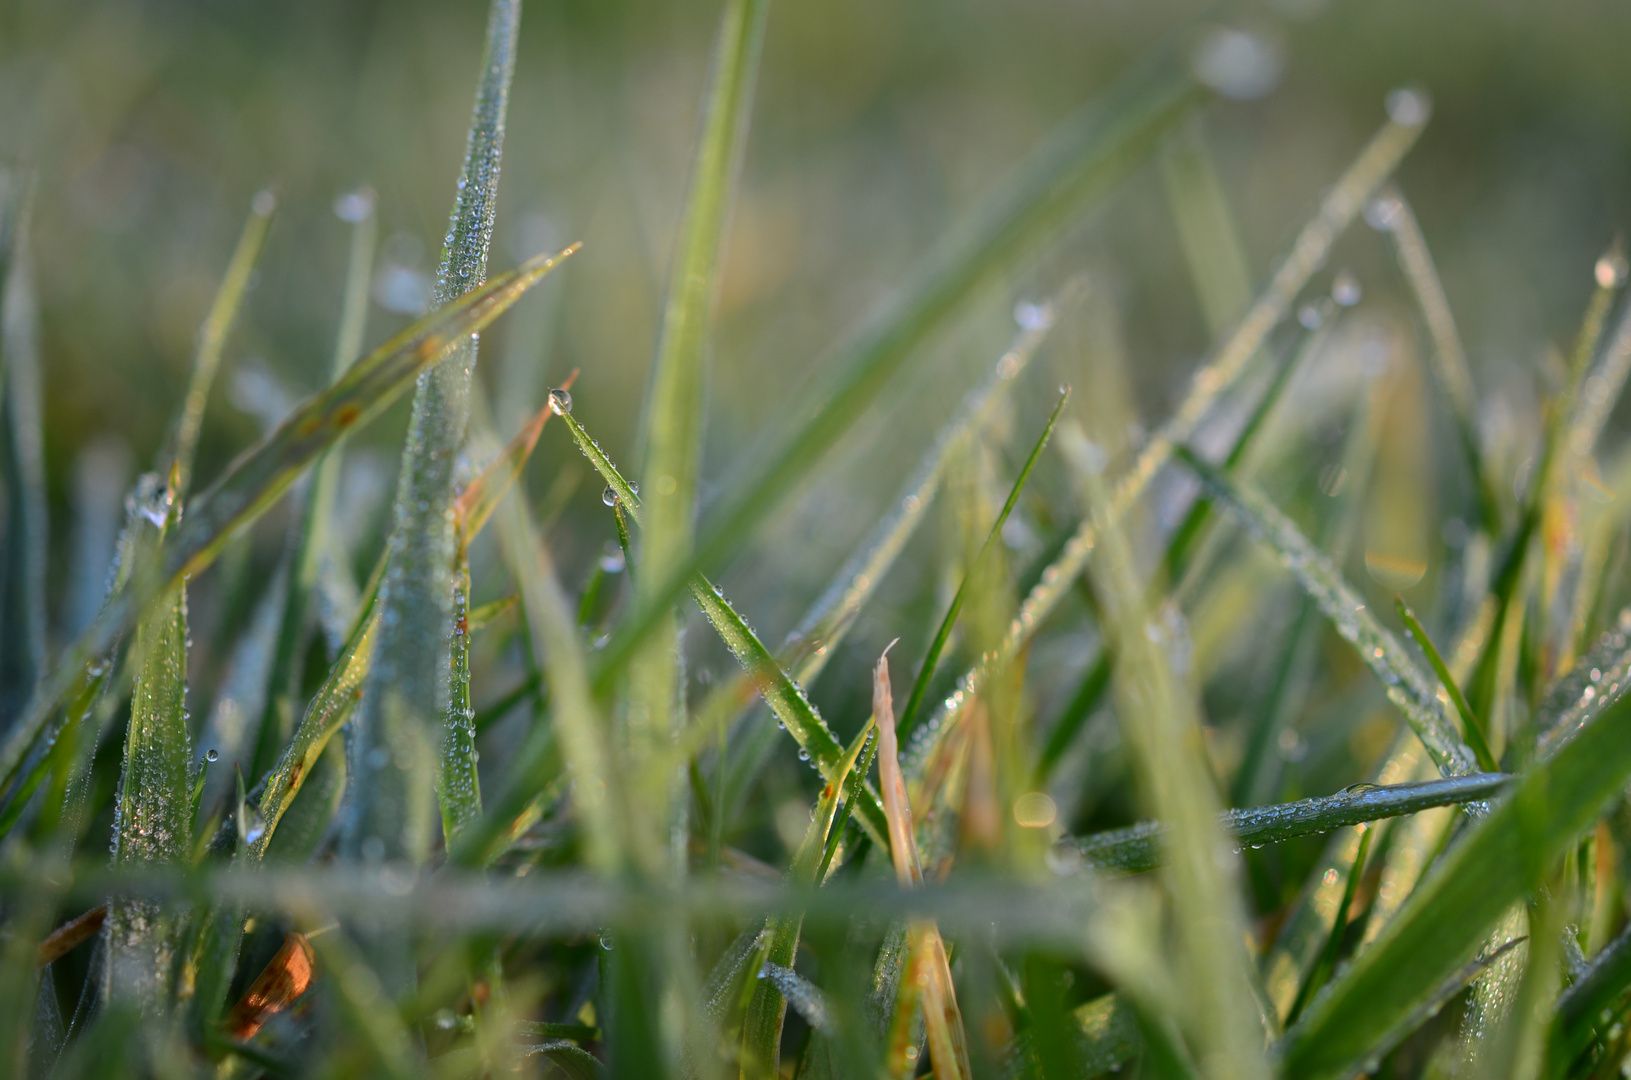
left=8, top=2, right=1631, bottom=1079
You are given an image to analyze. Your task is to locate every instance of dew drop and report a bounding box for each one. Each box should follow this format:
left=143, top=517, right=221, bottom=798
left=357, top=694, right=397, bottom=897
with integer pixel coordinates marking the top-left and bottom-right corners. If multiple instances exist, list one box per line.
left=602, top=485, right=619, bottom=507
left=1013, top=301, right=1054, bottom=331
left=205, top=748, right=219, bottom=762
left=1385, top=86, right=1431, bottom=126
left=1595, top=253, right=1628, bottom=289
left=1190, top=26, right=1283, bottom=100
left=548, top=387, right=573, bottom=415
left=1331, top=270, right=1362, bottom=307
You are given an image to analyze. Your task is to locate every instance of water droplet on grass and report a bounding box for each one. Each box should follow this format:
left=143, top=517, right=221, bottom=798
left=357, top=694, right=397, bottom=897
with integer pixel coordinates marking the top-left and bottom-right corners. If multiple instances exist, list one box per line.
left=548, top=388, right=573, bottom=415
left=1332, top=270, right=1362, bottom=306
left=602, top=485, right=619, bottom=507
left=205, top=749, right=219, bottom=762
left=1385, top=86, right=1431, bottom=126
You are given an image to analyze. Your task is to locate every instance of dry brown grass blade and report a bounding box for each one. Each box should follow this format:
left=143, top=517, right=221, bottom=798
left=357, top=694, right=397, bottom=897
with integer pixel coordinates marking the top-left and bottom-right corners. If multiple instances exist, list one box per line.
left=34, top=905, right=105, bottom=967
left=454, top=368, right=579, bottom=546
left=223, top=931, right=316, bottom=1041
left=876, top=652, right=973, bottom=1080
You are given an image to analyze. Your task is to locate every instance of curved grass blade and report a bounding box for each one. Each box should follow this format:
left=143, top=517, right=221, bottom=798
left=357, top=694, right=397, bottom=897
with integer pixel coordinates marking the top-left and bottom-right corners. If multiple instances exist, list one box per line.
left=1551, top=919, right=1631, bottom=1074
left=251, top=188, right=376, bottom=783
left=1175, top=446, right=1483, bottom=780
left=1368, top=185, right=1497, bottom=528
left=169, top=190, right=276, bottom=497
left=1395, top=598, right=1499, bottom=772
left=1279, top=689, right=1631, bottom=1079
left=594, top=36, right=1209, bottom=684
left=349, top=0, right=523, bottom=872
left=1069, top=772, right=1509, bottom=875
left=0, top=246, right=576, bottom=822
left=0, top=175, right=48, bottom=731
left=558, top=408, right=890, bottom=845
left=903, top=99, right=1429, bottom=777
left=454, top=370, right=577, bottom=545
left=897, top=387, right=1067, bottom=740
left=1572, top=287, right=1631, bottom=459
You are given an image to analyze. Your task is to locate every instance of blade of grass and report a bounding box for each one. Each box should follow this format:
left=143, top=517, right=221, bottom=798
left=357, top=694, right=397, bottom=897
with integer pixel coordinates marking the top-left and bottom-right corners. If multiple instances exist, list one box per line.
left=1395, top=600, right=1500, bottom=776
left=631, top=0, right=769, bottom=800
left=1176, top=446, right=1484, bottom=779
left=1077, top=430, right=1267, bottom=1080
left=0, top=246, right=576, bottom=811
left=1279, top=688, right=1631, bottom=1079
left=898, top=387, right=1068, bottom=739
left=1284, top=825, right=1373, bottom=1028
left=168, top=189, right=276, bottom=497
left=250, top=188, right=377, bottom=783
left=558, top=408, right=890, bottom=845
left=347, top=0, right=522, bottom=874
left=903, top=98, right=1429, bottom=777
left=1572, top=286, right=1631, bottom=460
left=0, top=174, right=48, bottom=731
left=1160, top=117, right=1253, bottom=336
left=593, top=34, right=1210, bottom=683
left=1069, top=772, right=1510, bottom=875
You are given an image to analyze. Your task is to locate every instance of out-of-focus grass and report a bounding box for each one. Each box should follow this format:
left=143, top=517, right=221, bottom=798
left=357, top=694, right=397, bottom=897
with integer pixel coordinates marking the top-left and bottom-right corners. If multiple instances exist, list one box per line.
left=9, top=1, right=1631, bottom=1078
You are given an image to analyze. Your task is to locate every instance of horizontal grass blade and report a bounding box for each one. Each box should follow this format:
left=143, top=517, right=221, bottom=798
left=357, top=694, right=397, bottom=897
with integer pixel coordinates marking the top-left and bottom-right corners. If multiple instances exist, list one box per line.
left=1069, top=773, right=1509, bottom=875
left=1175, top=446, right=1483, bottom=779
left=1279, top=687, right=1631, bottom=1079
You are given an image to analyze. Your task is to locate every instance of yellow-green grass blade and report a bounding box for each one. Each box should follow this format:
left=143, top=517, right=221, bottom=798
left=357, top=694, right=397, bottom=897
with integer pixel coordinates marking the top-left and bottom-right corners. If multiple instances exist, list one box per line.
left=0, top=247, right=575, bottom=815
left=1175, top=446, right=1484, bottom=780
left=1395, top=598, right=1499, bottom=772
left=251, top=189, right=376, bottom=783
left=559, top=408, right=890, bottom=846
left=632, top=0, right=770, bottom=770
left=1280, top=688, right=1631, bottom=1080
left=593, top=35, right=1209, bottom=684
left=901, top=98, right=1428, bottom=779
left=896, top=387, right=1067, bottom=740
left=1069, top=773, right=1510, bottom=875
left=349, top=0, right=523, bottom=872
left=168, top=189, right=276, bottom=498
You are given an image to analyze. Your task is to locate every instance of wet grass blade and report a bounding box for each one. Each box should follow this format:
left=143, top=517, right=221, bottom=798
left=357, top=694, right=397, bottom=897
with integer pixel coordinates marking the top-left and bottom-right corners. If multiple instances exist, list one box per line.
left=349, top=0, right=523, bottom=870
left=1571, top=287, right=1631, bottom=459
left=1395, top=598, right=1499, bottom=772
left=168, top=190, right=276, bottom=497
left=1176, top=446, right=1483, bottom=779
left=898, top=387, right=1067, bottom=739
left=559, top=408, right=890, bottom=844
left=251, top=189, right=376, bottom=783
left=903, top=100, right=1428, bottom=777
left=0, top=247, right=576, bottom=817
left=0, top=175, right=48, bottom=730
left=1284, top=825, right=1372, bottom=1028
left=1279, top=688, right=1631, bottom=1079
left=1070, top=773, right=1509, bottom=875
left=594, top=36, right=1208, bottom=683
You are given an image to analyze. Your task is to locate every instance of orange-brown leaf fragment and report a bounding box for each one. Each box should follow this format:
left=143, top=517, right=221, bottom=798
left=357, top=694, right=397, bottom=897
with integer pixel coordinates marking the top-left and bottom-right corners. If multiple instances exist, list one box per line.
left=224, top=931, right=316, bottom=1040
left=36, top=906, right=107, bottom=967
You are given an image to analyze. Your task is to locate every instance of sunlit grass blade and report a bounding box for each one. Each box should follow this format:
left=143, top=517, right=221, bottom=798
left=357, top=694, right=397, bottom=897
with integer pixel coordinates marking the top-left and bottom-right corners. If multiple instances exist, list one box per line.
left=558, top=408, right=890, bottom=844
left=0, top=246, right=575, bottom=820
left=168, top=189, right=275, bottom=498
left=1571, top=286, right=1631, bottom=459
left=349, top=0, right=523, bottom=875
left=251, top=188, right=376, bottom=783
left=1284, top=825, right=1372, bottom=1028
left=1550, top=918, right=1631, bottom=1074
left=1367, top=185, right=1498, bottom=528
left=594, top=35, right=1210, bottom=683
left=1175, top=446, right=1483, bottom=779
left=1069, top=772, right=1508, bottom=875
left=1160, top=118, right=1253, bottom=336
left=903, top=97, right=1428, bottom=777
left=0, top=175, right=48, bottom=730
left=1279, top=689, right=1631, bottom=1079
left=1079, top=425, right=1268, bottom=1080
left=874, top=651, right=973, bottom=1080
left=1395, top=597, right=1499, bottom=771
left=897, top=386, right=1067, bottom=739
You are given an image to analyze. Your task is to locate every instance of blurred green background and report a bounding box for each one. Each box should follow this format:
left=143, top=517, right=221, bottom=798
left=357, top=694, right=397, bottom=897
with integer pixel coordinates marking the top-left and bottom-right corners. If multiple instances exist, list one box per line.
left=4, top=0, right=1631, bottom=740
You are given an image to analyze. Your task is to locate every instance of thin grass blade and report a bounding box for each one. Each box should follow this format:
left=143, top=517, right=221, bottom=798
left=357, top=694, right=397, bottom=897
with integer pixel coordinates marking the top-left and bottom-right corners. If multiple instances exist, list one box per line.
left=1395, top=597, right=1499, bottom=771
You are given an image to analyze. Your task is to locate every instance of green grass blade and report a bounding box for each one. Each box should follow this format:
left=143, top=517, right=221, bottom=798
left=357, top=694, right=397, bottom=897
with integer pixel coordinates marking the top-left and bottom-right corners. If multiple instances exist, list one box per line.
left=0, top=175, right=48, bottom=731
left=348, top=0, right=522, bottom=871
left=897, top=387, right=1068, bottom=739
left=1176, top=446, right=1483, bottom=779
left=1571, top=288, right=1631, bottom=459
left=1079, top=417, right=1268, bottom=1080
left=1070, top=772, right=1509, bottom=875
left=1279, top=689, right=1631, bottom=1079
left=168, top=190, right=276, bottom=498
left=903, top=100, right=1428, bottom=776
left=251, top=189, right=376, bottom=783
left=1284, top=825, right=1372, bottom=1028
left=1160, top=118, right=1253, bottom=336
left=438, top=551, right=481, bottom=848
left=1033, top=648, right=1112, bottom=785
left=593, top=36, right=1208, bottom=683
left=558, top=408, right=890, bottom=846
left=1395, top=598, right=1500, bottom=771
left=0, top=247, right=575, bottom=815
left=632, top=0, right=769, bottom=772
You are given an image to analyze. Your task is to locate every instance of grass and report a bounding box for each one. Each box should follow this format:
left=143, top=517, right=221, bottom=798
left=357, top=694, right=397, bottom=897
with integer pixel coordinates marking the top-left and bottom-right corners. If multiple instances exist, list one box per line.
left=8, top=2, right=1631, bottom=1079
